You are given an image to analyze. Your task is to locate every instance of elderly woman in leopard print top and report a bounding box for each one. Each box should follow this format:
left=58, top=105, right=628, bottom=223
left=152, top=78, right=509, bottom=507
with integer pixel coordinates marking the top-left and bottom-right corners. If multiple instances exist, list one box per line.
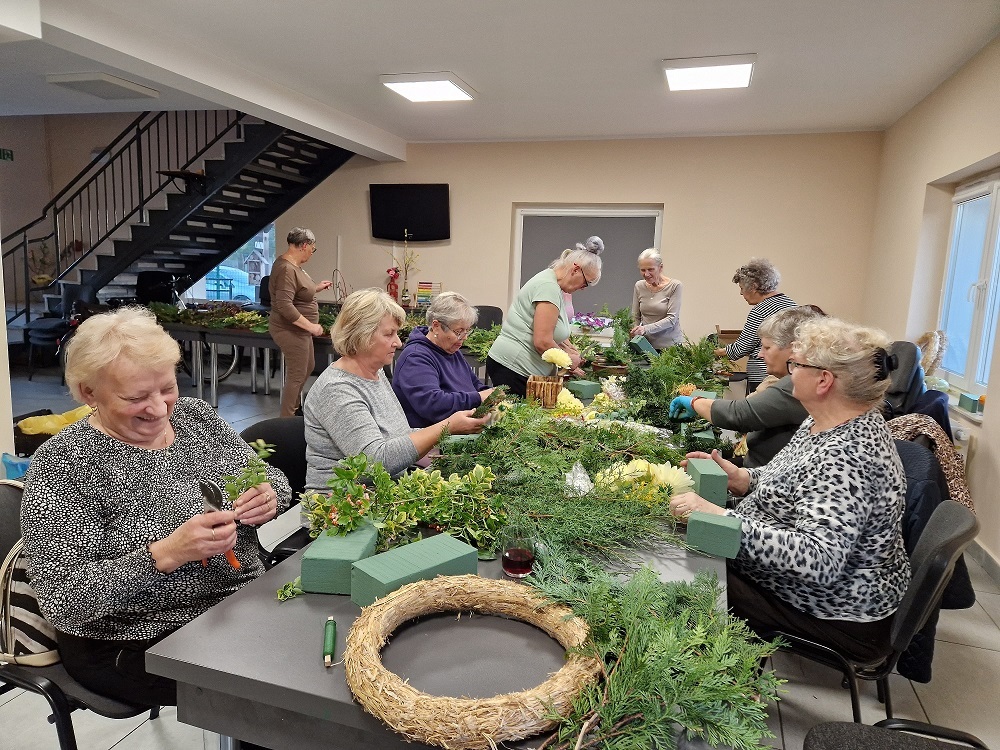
left=21, top=307, right=291, bottom=710
left=671, top=317, right=910, bottom=663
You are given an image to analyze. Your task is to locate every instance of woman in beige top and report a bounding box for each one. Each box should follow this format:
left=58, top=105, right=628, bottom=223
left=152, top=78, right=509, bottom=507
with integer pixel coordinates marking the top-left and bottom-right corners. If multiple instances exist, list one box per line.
left=630, top=248, right=683, bottom=349
left=268, top=227, right=333, bottom=416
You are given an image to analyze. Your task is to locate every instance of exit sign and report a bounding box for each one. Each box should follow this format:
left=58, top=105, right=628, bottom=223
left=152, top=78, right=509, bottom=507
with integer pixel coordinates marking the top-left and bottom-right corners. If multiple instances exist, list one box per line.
left=0, top=149, right=12, bottom=161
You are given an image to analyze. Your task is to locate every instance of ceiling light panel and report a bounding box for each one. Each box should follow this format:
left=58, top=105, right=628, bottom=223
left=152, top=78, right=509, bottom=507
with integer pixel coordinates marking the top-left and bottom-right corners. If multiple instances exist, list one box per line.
left=46, top=72, right=159, bottom=100
left=662, top=54, right=756, bottom=91
left=380, top=72, right=475, bottom=102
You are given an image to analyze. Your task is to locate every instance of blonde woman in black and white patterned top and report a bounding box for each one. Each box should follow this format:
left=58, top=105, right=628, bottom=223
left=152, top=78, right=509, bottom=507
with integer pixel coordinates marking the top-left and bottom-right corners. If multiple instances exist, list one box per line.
left=21, top=307, right=291, bottom=709
left=672, top=317, right=910, bottom=663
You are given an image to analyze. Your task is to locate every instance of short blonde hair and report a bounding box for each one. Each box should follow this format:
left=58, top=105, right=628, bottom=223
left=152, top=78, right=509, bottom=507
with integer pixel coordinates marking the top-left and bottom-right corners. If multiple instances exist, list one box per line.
left=637, top=248, right=662, bottom=266
left=331, top=288, right=405, bottom=356
left=64, top=306, right=181, bottom=403
left=426, top=291, right=477, bottom=329
left=758, top=306, right=824, bottom=349
left=793, top=317, right=892, bottom=408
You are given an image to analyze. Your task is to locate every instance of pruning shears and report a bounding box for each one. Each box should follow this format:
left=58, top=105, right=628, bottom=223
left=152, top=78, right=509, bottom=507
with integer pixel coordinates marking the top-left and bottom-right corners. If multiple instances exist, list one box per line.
left=199, top=479, right=241, bottom=569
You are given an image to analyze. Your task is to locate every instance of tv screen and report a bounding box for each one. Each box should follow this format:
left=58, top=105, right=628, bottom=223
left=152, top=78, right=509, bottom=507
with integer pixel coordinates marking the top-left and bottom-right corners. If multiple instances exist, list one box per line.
left=369, top=183, right=450, bottom=241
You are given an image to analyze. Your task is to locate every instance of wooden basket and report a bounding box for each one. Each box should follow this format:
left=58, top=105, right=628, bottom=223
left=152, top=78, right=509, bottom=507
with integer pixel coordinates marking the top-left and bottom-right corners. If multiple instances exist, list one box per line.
left=526, top=375, right=562, bottom=408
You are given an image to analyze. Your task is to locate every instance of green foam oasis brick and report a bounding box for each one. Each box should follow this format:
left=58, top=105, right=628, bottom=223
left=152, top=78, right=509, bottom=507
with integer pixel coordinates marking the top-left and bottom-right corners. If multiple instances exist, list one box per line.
left=958, top=393, right=979, bottom=413
left=691, top=390, right=717, bottom=400
left=691, top=428, right=716, bottom=441
left=351, top=533, right=478, bottom=607
left=686, top=512, right=742, bottom=558
left=685, top=458, right=728, bottom=506
left=565, top=380, right=602, bottom=400
left=301, top=521, right=379, bottom=594
left=628, top=336, right=657, bottom=358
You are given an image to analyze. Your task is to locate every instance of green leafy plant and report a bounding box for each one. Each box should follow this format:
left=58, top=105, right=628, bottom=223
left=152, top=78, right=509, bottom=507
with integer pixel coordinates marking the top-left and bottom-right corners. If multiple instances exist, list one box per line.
left=276, top=576, right=304, bottom=602
left=221, top=440, right=274, bottom=503
left=462, top=323, right=502, bottom=361
left=220, top=309, right=269, bottom=333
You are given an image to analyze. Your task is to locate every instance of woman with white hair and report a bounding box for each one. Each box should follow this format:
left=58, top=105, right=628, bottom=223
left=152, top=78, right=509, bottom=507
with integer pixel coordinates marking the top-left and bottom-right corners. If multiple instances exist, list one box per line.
left=630, top=248, right=683, bottom=349
left=487, top=245, right=602, bottom=396
left=21, top=307, right=289, bottom=709
left=561, top=236, right=604, bottom=322
left=715, top=257, right=796, bottom=393
left=671, top=317, right=910, bottom=663
left=304, top=289, right=488, bottom=488
left=392, top=291, right=494, bottom=427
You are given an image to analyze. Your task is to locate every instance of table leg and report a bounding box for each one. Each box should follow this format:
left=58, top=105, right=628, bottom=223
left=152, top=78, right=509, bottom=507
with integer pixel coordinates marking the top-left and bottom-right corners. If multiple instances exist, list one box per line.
left=194, top=340, right=204, bottom=401
left=210, top=343, right=219, bottom=408
left=250, top=348, right=258, bottom=393
left=264, top=349, right=271, bottom=396
left=279, top=353, right=286, bottom=408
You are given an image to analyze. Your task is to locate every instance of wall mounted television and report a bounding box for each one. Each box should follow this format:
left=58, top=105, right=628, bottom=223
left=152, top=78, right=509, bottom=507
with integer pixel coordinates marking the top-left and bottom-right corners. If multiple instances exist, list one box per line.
left=369, top=183, right=450, bottom=241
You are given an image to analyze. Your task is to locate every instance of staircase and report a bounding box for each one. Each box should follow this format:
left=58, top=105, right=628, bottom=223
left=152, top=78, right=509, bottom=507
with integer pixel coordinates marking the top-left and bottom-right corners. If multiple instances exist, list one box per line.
left=2, top=110, right=354, bottom=322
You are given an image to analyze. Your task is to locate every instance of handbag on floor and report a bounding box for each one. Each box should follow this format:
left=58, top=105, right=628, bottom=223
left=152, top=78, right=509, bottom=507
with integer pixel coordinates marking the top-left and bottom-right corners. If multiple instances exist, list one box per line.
left=1, top=537, right=60, bottom=666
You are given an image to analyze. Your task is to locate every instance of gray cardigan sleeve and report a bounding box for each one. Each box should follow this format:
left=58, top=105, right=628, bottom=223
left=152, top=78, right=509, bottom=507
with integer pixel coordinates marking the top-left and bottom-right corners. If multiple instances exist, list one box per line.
left=708, top=376, right=807, bottom=433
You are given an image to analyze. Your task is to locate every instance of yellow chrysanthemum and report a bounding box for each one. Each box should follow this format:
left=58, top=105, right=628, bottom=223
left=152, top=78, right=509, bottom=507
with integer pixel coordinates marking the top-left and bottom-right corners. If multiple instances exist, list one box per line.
left=542, top=348, right=573, bottom=370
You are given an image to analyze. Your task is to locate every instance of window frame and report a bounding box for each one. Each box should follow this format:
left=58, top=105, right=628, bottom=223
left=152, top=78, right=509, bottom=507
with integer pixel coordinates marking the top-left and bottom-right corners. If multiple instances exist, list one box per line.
left=938, top=178, right=1000, bottom=395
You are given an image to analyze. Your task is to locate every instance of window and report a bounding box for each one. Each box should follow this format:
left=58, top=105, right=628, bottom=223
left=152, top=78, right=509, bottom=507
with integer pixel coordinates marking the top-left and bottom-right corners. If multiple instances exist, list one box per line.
left=939, top=179, right=1000, bottom=394
left=201, top=224, right=276, bottom=302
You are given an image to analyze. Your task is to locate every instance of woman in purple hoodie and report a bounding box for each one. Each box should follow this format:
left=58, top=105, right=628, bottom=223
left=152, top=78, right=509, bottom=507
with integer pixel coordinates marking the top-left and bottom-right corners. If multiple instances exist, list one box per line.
left=392, top=292, right=495, bottom=427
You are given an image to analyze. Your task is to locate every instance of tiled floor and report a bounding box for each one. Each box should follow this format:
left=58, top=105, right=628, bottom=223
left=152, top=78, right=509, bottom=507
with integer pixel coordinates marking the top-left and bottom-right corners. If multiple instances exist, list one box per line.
left=6, top=358, right=1000, bottom=749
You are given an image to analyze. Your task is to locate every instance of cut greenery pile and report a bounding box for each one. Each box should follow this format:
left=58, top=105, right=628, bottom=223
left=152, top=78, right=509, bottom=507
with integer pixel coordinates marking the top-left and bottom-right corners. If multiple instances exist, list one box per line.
left=292, top=398, right=778, bottom=749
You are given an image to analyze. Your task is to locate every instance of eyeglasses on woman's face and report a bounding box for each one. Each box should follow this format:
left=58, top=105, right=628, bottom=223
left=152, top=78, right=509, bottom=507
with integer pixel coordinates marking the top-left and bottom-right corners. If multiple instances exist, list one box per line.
left=441, top=322, right=471, bottom=339
left=574, top=264, right=597, bottom=288
left=786, top=359, right=827, bottom=375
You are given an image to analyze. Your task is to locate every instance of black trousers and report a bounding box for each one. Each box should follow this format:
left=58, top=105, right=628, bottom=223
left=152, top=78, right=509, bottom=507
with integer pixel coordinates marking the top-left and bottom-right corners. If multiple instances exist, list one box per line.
left=485, top=357, right=529, bottom=397
left=57, top=630, right=179, bottom=708
left=726, top=567, right=893, bottom=664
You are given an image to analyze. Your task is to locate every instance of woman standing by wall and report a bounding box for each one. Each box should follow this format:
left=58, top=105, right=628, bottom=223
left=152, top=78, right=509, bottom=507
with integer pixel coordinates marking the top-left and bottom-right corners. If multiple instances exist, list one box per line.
left=268, top=227, right=333, bottom=417
left=630, top=248, right=683, bottom=349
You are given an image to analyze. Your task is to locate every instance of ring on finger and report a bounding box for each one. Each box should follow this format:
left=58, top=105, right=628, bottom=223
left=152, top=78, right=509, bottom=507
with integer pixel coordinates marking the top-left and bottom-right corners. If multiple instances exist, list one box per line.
left=211, top=527, right=217, bottom=541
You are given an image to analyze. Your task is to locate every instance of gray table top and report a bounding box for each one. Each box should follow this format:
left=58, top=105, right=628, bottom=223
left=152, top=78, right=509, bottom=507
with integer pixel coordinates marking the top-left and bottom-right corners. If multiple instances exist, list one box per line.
left=147, top=541, right=725, bottom=746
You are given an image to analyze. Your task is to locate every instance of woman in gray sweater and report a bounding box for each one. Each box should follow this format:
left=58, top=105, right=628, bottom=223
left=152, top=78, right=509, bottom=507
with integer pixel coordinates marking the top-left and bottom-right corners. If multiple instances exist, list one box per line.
left=670, top=306, right=820, bottom=467
left=304, top=289, right=488, bottom=491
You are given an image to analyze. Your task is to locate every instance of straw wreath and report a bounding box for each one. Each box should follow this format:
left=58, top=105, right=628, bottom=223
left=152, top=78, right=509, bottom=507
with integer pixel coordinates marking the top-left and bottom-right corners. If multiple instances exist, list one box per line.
left=344, top=575, right=602, bottom=750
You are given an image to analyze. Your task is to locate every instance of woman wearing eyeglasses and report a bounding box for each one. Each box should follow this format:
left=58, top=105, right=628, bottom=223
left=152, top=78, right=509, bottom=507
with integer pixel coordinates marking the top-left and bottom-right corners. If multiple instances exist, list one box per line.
left=486, top=247, right=601, bottom=396
left=670, top=317, right=909, bottom=664
left=268, top=227, right=333, bottom=417
left=392, top=292, right=495, bottom=427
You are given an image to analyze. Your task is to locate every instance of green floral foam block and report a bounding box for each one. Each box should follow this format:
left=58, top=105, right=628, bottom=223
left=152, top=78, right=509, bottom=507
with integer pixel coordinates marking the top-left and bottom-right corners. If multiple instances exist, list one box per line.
left=351, top=533, right=478, bottom=607
left=686, top=511, right=742, bottom=558
left=685, top=458, right=728, bottom=506
left=300, top=521, right=379, bottom=595
left=691, top=390, right=717, bottom=400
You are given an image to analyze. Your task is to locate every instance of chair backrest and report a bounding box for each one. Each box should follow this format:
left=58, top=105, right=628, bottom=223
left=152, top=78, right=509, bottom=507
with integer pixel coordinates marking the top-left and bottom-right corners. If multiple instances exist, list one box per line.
left=239, top=417, right=306, bottom=500
left=474, top=305, right=503, bottom=329
left=884, top=341, right=926, bottom=418
left=0, top=480, right=24, bottom=561
left=259, top=274, right=271, bottom=307
left=890, top=500, right=979, bottom=654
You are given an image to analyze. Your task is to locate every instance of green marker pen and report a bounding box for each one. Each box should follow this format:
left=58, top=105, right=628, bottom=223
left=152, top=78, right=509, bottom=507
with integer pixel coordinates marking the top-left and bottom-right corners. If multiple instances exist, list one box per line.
left=324, top=616, right=337, bottom=667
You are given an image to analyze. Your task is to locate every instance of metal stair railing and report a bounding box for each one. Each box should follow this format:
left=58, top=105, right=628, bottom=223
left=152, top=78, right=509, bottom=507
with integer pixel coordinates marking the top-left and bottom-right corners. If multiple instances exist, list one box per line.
left=2, top=110, right=246, bottom=323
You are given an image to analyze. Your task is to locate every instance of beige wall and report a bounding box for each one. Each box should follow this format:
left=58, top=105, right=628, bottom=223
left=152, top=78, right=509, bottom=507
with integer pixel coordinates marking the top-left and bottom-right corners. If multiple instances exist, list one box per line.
left=43, top=112, right=138, bottom=194
left=0, top=115, right=52, bottom=236
left=280, top=132, right=883, bottom=340
left=865, top=36, right=1000, bottom=562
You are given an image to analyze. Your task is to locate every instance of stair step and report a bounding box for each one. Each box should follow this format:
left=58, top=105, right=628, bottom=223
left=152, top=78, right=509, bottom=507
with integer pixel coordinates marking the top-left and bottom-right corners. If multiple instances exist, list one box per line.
left=241, top=162, right=310, bottom=184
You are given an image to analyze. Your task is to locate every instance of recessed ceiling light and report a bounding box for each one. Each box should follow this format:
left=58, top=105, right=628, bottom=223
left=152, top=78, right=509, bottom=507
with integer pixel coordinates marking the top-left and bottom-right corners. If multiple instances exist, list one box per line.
left=662, top=54, right=756, bottom=91
left=379, top=72, right=475, bottom=102
left=46, top=72, right=159, bottom=100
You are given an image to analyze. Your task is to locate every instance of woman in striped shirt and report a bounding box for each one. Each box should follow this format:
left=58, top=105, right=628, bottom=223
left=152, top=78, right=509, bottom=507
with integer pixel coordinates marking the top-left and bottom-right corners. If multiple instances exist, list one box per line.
left=714, top=257, right=796, bottom=393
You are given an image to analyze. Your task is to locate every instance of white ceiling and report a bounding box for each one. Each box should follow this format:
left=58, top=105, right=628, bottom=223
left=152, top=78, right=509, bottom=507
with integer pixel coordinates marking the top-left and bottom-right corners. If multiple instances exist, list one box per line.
left=3, top=0, right=1000, bottom=154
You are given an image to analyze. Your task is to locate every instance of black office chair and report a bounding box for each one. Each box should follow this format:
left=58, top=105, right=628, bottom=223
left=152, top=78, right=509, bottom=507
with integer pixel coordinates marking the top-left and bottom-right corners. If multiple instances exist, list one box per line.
left=762, top=500, right=979, bottom=723
left=24, top=317, right=71, bottom=381
left=239, top=417, right=311, bottom=568
left=883, top=340, right=926, bottom=418
left=805, top=718, right=990, bottom=749
left=474, top=305, right=503, bottom=329
left=259, top=274, right=271, bottom=307
left=0, top=481, right=160, bottom=750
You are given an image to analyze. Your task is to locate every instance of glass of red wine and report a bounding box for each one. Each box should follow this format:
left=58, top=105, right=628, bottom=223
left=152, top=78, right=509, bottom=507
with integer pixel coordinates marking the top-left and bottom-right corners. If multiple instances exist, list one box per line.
left=501, top=531, right=537, bottom=579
